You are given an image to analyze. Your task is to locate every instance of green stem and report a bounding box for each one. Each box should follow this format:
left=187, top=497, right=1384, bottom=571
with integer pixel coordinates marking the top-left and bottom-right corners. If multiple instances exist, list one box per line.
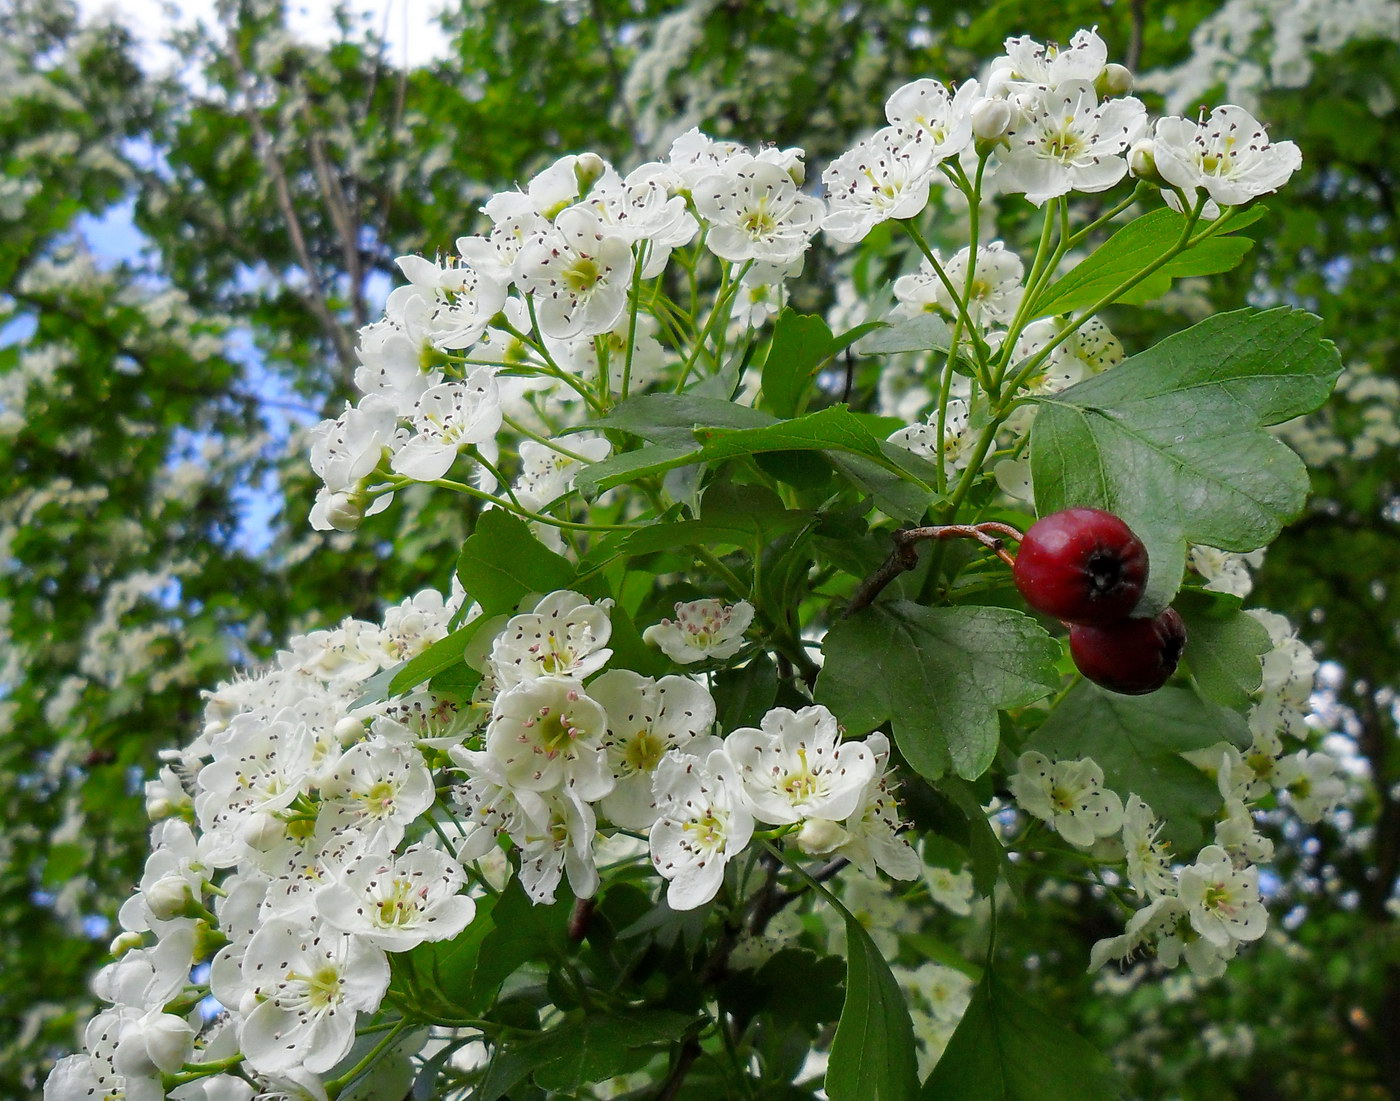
left=501, top=413, right=595, bottom=463
left=420, top=477, right=643, bottom=532
left=326, top=1020, right=412, bottom=1098
left=621, top=242, right=648, bottom=399
left=898, top=219, right=990, bottom=366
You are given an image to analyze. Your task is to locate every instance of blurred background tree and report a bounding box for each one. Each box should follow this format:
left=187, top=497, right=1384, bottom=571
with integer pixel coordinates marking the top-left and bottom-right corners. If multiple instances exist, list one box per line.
left=1, top=0, right=1396, bottom=1095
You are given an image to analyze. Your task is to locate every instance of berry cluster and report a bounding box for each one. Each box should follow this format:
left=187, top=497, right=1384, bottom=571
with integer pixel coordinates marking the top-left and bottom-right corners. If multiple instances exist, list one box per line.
left=1012, top=508, right=1186, bottom=694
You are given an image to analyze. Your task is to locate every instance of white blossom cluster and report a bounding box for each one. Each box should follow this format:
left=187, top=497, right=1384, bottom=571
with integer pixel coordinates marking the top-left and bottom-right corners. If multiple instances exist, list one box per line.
left=1006, top=607, right=1341, bottom=981
left=45, top=584, right=916, bottom=1098
left=307, top=135, right=831, bottom=533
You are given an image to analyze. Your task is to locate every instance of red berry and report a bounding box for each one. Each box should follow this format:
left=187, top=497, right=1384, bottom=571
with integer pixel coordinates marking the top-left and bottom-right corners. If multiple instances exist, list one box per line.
left=1013, top=508, right=1149, bottom=624
left=1069, top=608, right=1188, bottom=695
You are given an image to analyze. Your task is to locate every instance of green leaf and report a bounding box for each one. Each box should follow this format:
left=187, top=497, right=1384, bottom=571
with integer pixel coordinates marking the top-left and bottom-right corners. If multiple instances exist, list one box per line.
left=1027, top=682, right=1249, bottom=848
left=827, top=899, right=919, bottom=1101
left=455, top=510, right=576, bottom=615
left=526, top=1010, right=695, bottom=1091
left=818, top=602, right=1061, bottom=780
left=761, top=309, right=883, bottom=418
left=922, top=971, right=1122, bottom=1100
left=587, top=392, right=773, bottom=446
left=1033, top=207, right=1267, bottom=317
left=826, top=450, right=941, bottom=523
left=467, top=879, right=570, bottom=1006
left=1177, top=591, right=1270, bottom=710
left=579, top=406, right=909, bottom=497
left=857, top=312, right=956, bottom=356
left=1031, top=307, right=1342, bottom=610
left=712, top=654, right=779, bottom=730
left=421, top=893, right=498, bottom=1012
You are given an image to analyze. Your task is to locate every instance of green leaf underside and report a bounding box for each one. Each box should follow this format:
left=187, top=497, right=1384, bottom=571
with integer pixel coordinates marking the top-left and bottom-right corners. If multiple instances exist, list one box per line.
left=1033, top=206, right=1267, bottom=317
left=856, top=312, right=956, bottom=356
left=577, top=405, right=913, bottom=498
left=526, top=1010, right=696, bottom=1091
left=923, top=971, right=1123, bottom=1100
left=817, top=602, right=1061, bottom=781
left=1027, top=682, right=1249, bottom=848
left=1177, top=592, right=1271, bottom=710
left=827, top=905, right=920, bottom=1101
left=1030, top=306, right=1342, bottom=611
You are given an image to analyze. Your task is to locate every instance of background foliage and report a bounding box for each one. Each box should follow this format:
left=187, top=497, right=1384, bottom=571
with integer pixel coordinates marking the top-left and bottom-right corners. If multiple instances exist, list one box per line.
left=2, top=0, right=1397, bottom=1096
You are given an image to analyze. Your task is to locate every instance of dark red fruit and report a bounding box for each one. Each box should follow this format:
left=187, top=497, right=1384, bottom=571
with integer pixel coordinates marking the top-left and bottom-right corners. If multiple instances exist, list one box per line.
left=1013, top=507, right=1149, bottom=624
left=1069, top=608, right=1187, bottom=695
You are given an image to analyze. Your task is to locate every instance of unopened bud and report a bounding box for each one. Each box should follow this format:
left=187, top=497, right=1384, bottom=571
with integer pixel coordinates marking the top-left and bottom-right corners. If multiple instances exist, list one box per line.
left=971, top=97, right=1014, bottom=144
left=333, top=716, right=367, bottom=744
left=241, top=809, right=287, bottom=851
left=1128, top=138, right=1161, bottom=183
left=796, top=818, right=849, bottom=856
left=109, top=930, right=144, bottom=958
left=325, top=489, right=365, bottom=532
left=145, top=874, right=195, bottom=921
left=1099, top=63, right=1134, bottom=96
left=115, top=1010, right=195, bottom=1076
left=573, top=152, right=606, bottom=198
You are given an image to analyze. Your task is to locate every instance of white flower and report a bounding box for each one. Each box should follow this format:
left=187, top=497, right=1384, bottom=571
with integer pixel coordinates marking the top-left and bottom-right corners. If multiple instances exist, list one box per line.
left=589, top=669, right=717, bottom=829
left=821, top=127, right=937, bottom=244
left=1089, top=894, right=1238, bottom=979
left=393, top=252, right=509, bottom=351
left=833, top=732, right=919, bottom=880
left=694, top=154, right=824, bottom=265
left=1248, top=609, right=1318, bottom=741
left=1188, top=545, right=1262, bottom=598
left=487, top=590, right=614, bottom=689
left=1152, top=106, right=1301, bottom=207
left=644, top=598, right=754, bottom=663
left=1121, top=794, right=1174, bottom=899
left=317, top=844, right=476, bottom=951
left=517, top=785, right=601, bottom=904
left=989, top=28, right=1110, bottom=94
left=112, top=1008, right=195, bottom=1077
left=1274, top=750, right=1346, bottom=824
left=892, top=241, right=1025, bottom=328
left=649, top=746, right=755, bottom=910
left=515, top=205, right=636, bottom=340
left=885, top=78, right=981, bottom=163
left=997, top=81, right=1146, bottom=205
left=666, top=128, right=747, bottom=189
left=511, top=436, right=612, bottom=511
left=1009, top=750, right=1125, bottom=848
left=542, top=310, right=668, bottom=393
left=924, top=861, right=975, bottom=915
left=352, top=319, right=439, bottom=417
left=308, top=395, right=403, bottom=530
left=725, top=705, right=876, bottom=826
left=238, top=917, right=390, bottom=1075
left=1177, top=844, right=1268, bottom=948
left=319, top=738, right=436, bottom=848
left=484, top=675, right=613, bottom=800
left=886, top=398, right=976, bottom=479
left=391, top=369, right=504, bottom=482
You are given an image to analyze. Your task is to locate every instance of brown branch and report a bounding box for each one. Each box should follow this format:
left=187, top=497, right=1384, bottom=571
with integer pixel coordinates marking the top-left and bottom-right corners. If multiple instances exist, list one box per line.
left=844, top=522, right=1023, bottom=618
left=299, top=100, right=368, bottom=329
left=224, top=21, right=357, bottom=386
left=1125, top=0, right=1146, bottom=72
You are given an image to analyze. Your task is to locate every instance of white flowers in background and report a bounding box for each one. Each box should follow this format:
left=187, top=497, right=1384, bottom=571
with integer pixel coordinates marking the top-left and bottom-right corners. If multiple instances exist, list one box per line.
left=515, top=205, right=636, bottom=339
left=893, top=241, right=1025, bottom=328
left=308, top=394, right=403, bottom=531
left=1151, top=106, right=1302, bottom=207
left=644, top=598, right=754, bottom=663
left=997, top=80, right=1146, bottom=205
left=924, top=858, right=975, bottom=915
left=726, top=705, right=876, bottom=826
left=831, top=732, right=920, bottom=880
left=513, top=436, right=612, bottom=511
left=694, top=154, right=824, bottom=265
left=1274, top=750, right=1346, bottom=823
left=1009, top=751, right=1125, bottom=848
left=1188, top=544, right=1262, bottom=598
left=1248, top=608, right=1319, bottom=740
left=887, top=398, right=976, bottom=478
left=391, top=369, right=504, bottom=482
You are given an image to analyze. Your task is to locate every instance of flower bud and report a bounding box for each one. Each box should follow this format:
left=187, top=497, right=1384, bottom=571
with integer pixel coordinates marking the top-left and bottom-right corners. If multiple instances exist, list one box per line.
left=240, top=809, right=287, bottom=851
left=1098, top=63, right=1134, bottom=97
left=1128, top=138, right=1163, bottom=184
left=573, top=152, right=606, bottom=198
left=333, top=716, right=367, bottom=744
left=145, top=874, right=195, bottom=921
left=324, top=489, right=364, bottom=532
left=109, top=930, right=145, bottom=958
left=120, top=1010, right=195, bottom=1075
left=971, top=97, right=1014, bottom=143
left=796, top=817, right=849, bottom=855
